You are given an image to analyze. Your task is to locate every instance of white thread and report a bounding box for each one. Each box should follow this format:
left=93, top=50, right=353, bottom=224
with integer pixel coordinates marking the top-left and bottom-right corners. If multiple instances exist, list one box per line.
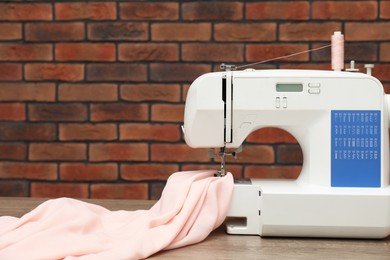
left=331, top=31, right=344, bottom=71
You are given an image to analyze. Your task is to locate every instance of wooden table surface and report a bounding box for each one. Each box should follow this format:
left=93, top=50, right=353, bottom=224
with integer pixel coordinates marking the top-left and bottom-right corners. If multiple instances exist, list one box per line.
left=1, top=197, right=390, bottom=259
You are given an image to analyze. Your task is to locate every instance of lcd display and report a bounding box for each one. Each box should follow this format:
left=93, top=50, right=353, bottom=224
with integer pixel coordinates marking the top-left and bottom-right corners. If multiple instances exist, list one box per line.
left=276, top=83, right=303, bottom=92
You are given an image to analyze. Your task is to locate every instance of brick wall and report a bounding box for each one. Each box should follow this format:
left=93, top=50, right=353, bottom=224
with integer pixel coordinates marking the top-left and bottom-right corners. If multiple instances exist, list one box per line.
left=0, top=1, right=389, bottom=199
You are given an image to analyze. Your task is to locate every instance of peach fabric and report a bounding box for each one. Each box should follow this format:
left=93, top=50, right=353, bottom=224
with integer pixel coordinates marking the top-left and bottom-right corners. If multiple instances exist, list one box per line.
left=0, top=170, right=233, bottom=259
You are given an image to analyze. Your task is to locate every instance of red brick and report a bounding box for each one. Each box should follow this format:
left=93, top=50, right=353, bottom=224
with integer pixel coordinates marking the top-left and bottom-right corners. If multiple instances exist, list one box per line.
left=246, top=2, right=309, bottom=20
left=120, top=123, right=180, bottom=142
left=380, top=43, right=390, bottom=62
left=374, top=64, right=390, bottom=82
left=59, top=83, right=118, bottom=102
left=55, top=2, right=116, bottom=20
left=0, top=23, right=22, bottom=40
left=277, top=145, right=303, bottom=164
left=280, top=22, right=341, bottom=41
left=91, top=183, right=148, bottom=200
left=29, top=104, right=87, bottom=122
left=87, top=64, right=147, bottom=82
left=0, top=181, right=28, bottom=197
left=152, top=23, right=211, bottom=41
left=182, top=43, right=243, bottom=62
left=224, top=145, right=274, bottom=164
left=118, top=43, right=178, bottom=61
left=312, top=43, right=377, bottom=62
left=246, top=44, right=309, bottom=62
left=151, top=104, right=184, bottom=123
left=90, top=103, right=148, bottom=122
left=381, top=2, right=390, bottom=19
left=384, top=84, right=390, bottom=95
left=88, top=22, right=148, bottom=41
left=60, top=123, right=117, bottom=141
left=89, top=143, right=149, bottom=162
left=0, top=64, right=22, bottom=81
left=0, top=83, right=55, bottom=101
left=182, top=2, right=242, bottom=21
left=29, top=143, right=87, bottom=161
left=182, top=84, right=190, bottom=101
left=120, top=84, right=180, bottom=102
left=31, top=183, right=88, bottom=198
left=151, top=144, right=210, bottom=162
left=120, top=2, right=178, bottom=20
left=121, top=163, right=179, bottom=181
left=60, top=163, right=118, bottom=181
left=150, top=63, right=211, bottom=82
left=0, top=123, right=56, bottom=141
left=246, top=127, right=298, bottom=144
left=26, top=22, right=84, bottom=42
left=346, top=22, right=390, bottom=41
left=56, top=43, right=115, bottom=61
left=0, top=4, right=52, bottom=21
left=0, top=103, right=25, bottom=121
left=181, top=164, right=243, bottom=180
left=0, top=162, right=57, bottom=180
left=0, top=44, right=52, bottom=61
left=313, top=1, right=377, bottom=20
left=214, top=23, right=276, bottom=42
left=225, top=166, right=244, bottom=179
left=0, top=144, right=26, bottom=160
left=25, top=63, right=84, bottom=81
left=245, top=166, right=301, bottom=179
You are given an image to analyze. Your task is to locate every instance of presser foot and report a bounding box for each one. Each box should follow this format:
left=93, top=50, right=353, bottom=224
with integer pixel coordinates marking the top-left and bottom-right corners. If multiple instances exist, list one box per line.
left=215, top=166, right=226, bottom=177
left=208, top=146, right=242, bottom=177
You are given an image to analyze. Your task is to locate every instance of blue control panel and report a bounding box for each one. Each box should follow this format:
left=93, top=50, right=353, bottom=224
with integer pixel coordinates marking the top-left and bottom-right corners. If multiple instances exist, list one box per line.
left=331, top=110, right=381, bottom=187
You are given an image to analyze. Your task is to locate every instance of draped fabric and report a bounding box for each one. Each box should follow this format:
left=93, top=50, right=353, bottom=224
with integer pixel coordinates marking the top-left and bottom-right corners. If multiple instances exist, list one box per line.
left=0, top=170, right=234, bottom=260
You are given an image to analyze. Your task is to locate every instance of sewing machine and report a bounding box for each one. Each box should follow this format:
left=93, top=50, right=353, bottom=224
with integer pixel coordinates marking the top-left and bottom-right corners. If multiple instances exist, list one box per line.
left=183, top=67, right=390, bottom=239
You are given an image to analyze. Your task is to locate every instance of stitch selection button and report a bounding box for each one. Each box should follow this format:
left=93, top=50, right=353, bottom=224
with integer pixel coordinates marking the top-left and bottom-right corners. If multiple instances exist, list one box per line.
left=309, top=88, right=320, bottom=94
left=309, top=83, right=320, bottom=88
left=282, top=97, right=287, bottom=108
left=275, top=97, right=281, bottom=108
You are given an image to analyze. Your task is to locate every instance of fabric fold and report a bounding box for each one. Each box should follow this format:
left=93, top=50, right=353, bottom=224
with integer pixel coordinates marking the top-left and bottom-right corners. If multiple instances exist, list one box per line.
left=0, top=170, right=233, bottom=260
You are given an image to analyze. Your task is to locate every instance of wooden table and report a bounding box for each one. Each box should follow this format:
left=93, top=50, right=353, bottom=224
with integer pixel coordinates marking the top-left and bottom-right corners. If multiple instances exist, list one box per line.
left=1, top=197, right=390, bottom=259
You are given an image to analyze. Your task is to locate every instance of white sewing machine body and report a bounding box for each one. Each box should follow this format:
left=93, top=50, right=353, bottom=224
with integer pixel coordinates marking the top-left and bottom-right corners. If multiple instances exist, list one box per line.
left=184, top=69, right=390, bottom=239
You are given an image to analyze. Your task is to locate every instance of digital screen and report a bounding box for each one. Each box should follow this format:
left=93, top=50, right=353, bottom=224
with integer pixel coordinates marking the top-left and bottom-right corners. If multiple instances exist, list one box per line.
left=276, top=83, right=303, bottom=92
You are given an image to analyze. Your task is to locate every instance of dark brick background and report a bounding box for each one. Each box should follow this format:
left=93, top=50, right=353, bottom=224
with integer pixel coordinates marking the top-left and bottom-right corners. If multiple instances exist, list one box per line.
left=0, top=1, right=388, bottom=199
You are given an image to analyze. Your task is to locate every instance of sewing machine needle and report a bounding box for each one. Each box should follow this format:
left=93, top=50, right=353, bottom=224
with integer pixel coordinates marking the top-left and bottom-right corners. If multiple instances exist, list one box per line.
left=218, top=147, right=227, bottom=177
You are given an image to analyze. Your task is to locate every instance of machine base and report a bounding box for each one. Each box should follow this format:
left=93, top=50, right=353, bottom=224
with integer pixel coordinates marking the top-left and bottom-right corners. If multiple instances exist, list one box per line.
left=226, top=179, right=390, bottom=239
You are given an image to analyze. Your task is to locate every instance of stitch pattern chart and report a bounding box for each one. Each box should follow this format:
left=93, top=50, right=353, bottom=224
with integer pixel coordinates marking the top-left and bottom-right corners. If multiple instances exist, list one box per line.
left=331, top=110, right=381, bottom=187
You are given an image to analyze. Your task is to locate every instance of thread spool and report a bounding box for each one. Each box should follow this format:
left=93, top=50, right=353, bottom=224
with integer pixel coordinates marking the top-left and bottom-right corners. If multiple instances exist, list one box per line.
left=331, top=31, right=344, bottom=71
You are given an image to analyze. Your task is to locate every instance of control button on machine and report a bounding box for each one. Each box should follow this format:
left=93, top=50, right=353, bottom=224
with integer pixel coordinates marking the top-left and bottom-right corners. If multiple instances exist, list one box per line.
left=282, top=97, right=287, bottom=108
left=275, top=97, right=281, bottom=108
left=308, top=88, right=320, bottom=94
left=309, top=83, right=320, bottom=88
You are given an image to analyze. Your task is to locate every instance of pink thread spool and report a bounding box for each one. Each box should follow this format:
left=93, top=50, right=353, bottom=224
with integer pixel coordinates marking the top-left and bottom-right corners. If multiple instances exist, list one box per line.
left=331, top=31, right=344, bottom=71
